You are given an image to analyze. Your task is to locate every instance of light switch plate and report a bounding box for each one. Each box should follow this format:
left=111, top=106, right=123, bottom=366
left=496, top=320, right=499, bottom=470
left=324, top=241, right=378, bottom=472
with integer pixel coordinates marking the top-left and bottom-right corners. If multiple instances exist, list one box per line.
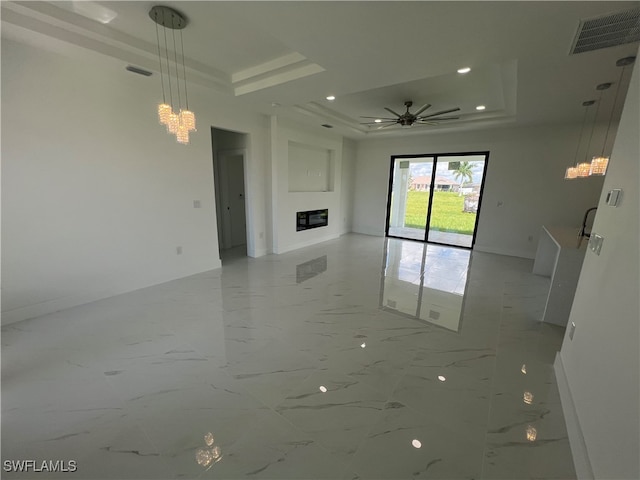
left=589, top=233, right=604, bottom=255
left=569, top=322, right=576, bottom=340
left=606, top=189, right=622, bottom=206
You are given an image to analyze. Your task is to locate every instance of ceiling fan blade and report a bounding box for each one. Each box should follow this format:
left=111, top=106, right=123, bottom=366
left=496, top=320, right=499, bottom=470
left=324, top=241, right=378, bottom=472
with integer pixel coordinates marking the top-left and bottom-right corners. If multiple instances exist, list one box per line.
left=384, top=107, right=402, bottom=117
left=412, top=103, right=432, bottom=116
left=417, top=116, right=459, bottom=121
left=420, top=107, right=461, bottom=119
left=360, top=116, right=398, bottom=120
left=378, top=122, right=400, bottom=129
left=361, top=120, right=396, bottom=125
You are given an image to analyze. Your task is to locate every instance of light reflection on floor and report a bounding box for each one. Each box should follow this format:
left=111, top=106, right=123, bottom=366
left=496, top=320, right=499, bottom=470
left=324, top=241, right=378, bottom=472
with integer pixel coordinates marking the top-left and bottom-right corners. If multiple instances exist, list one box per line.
left=381, top=240, right=471, bottom=331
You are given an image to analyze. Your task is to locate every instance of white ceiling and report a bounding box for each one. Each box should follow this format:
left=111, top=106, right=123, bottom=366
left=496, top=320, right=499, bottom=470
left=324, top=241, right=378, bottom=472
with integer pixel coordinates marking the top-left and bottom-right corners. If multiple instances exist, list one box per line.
left=2, top=1, right=639, bottom=138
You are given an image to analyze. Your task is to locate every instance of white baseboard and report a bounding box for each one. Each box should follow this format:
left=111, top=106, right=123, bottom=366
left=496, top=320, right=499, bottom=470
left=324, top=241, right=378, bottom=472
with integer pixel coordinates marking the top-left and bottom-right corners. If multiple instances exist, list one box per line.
left=1, top=263, right=222, bottom=326
left=352, top=225, right=384, bottom=237
left=275, top=232, right=341, bottom=254
left=473, top=243, right=535, bottom=259
left=554, top=353, right=595, bottom=480
left=249, top=247, right=268, bottom=258
left=2, top=289, right=118, bottom=326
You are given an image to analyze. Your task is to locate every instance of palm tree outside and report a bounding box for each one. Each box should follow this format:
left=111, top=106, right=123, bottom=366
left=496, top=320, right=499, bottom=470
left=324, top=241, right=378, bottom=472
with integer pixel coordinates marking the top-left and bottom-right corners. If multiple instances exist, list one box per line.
left=452, top=161, right=474, bottom=195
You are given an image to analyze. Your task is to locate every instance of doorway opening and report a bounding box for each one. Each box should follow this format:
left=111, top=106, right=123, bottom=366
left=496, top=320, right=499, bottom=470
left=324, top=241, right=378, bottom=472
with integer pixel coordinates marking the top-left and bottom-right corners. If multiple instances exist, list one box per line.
left=385, top=152, right=489, bottom=248
left=211, top=127, right=249, bottom=263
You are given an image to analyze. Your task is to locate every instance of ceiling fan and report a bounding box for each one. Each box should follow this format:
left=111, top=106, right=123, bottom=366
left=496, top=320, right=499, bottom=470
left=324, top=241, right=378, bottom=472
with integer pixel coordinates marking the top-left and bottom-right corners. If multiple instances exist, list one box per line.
left=361, top=101, right=460, bottom=128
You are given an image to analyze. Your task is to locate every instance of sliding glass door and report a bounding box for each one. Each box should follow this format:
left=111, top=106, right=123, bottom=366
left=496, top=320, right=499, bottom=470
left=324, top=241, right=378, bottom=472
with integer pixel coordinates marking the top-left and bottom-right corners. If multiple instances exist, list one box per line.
left=385, top=152, right=488, bottom=248
left=387, top=157, right=434, bottom=241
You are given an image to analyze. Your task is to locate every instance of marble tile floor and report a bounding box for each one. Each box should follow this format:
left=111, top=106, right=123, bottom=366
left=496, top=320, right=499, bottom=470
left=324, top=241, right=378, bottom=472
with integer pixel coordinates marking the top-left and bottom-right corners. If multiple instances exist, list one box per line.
left=1, top=234, right=575, bottom=479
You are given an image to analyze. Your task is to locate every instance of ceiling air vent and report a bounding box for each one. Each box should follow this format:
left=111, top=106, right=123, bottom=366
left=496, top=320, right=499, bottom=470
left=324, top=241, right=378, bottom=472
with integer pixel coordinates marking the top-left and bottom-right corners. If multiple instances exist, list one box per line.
left=570, top=8, right=640, bottom=54
left=125, top=65, right=152, bottom=76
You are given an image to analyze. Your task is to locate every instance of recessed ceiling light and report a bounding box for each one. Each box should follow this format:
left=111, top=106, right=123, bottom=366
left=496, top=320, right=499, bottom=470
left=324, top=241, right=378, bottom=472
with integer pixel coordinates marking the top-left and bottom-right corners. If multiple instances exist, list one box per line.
left=326, top=95, right=336, bottom=101
left=374, top=119, right=382, bottom=123
left=319, top=385, right=328, bottom=393
left=412, top=439, right=422, bottom=449
left=437, top=375, right=446, bottom=382
left=361, top=342, right=366, bottom=348
left=457, top=67, right=471, bottom=74
left=476, top=105, right=486, bottom=111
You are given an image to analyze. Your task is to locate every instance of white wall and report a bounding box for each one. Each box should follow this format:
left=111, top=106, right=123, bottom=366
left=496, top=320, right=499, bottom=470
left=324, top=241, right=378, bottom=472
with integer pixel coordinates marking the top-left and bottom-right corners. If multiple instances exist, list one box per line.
left=558, top=50, right=639, bottom=479
left=1, top=38, right=269, bottom=324
left=340, top=138, right=357, bottom=234
left=353, top=124, right=606, bottom=258
left=288, top=142, right=333, bottom=192
left=270, top=119, right=346, bottom=254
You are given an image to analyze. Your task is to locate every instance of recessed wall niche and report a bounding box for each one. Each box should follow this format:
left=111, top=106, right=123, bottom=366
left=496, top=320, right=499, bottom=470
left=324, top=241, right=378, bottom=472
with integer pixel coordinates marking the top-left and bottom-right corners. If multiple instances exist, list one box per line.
left=288, top=141, right=334, bottom=192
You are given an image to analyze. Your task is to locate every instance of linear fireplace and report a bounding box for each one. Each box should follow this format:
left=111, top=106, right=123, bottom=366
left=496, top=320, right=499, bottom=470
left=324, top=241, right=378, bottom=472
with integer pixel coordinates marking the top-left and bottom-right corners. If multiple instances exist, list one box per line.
left=297, top=209, right=328, bottom=231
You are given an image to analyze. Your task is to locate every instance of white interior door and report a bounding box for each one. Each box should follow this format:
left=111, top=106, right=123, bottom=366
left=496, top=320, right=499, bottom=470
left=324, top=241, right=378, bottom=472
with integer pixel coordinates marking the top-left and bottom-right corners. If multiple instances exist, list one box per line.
left=220, top=152, right=247, bottom=248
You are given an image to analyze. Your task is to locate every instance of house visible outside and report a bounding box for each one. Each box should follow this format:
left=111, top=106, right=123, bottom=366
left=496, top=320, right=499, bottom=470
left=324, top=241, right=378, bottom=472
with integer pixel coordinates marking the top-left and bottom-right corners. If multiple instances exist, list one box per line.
left=410, top=175, right=458, bottom=192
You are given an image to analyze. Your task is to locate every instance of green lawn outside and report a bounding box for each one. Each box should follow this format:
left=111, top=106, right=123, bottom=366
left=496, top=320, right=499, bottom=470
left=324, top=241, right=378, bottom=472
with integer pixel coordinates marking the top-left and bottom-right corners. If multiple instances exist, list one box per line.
left=404, top=191, right=476, bottom=234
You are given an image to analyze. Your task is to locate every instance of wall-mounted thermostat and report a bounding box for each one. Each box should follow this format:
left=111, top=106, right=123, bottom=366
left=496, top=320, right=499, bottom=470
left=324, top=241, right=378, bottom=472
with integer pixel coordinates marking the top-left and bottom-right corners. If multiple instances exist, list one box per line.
left=606, top=188, right=622, bottom=207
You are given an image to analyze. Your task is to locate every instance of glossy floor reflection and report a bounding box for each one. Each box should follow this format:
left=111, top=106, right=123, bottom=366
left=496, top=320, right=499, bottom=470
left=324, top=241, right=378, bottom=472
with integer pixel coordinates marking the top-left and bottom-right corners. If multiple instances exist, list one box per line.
left=2, top=234, right=574, bottom=479
left=381, top=241, right=471, bottom=331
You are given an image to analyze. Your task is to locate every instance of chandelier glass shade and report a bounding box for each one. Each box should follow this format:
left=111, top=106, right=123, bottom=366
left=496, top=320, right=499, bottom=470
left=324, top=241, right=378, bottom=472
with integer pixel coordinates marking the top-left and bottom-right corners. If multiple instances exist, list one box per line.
left=576, top=162, right=592, bottom=177
left=150, top=6, right=196, bottom=145
left=589, top=156, right=609, bottom=176
left=564, top=166, right=578, bottom=179
left=158, top=103, right=172, bottom=125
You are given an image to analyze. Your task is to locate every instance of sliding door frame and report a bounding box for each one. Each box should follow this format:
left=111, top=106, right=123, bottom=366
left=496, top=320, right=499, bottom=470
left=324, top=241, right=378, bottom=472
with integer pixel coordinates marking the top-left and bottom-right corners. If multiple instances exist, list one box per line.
left=384, top=151, right=490, bottom=249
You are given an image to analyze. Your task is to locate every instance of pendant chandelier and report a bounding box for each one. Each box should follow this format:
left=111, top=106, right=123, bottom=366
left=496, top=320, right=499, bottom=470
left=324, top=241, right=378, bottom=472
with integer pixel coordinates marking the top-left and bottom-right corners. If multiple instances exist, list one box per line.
left=565, top=82, right=608, bottom=179
left=565, top=55, right=636, bottom=179
left=581, top=82, right=608, bottom=177
left=150, top=6, right=196, bottom=145
left=590, top=56, right=636, bottom=176
left=565, top=100, right=594, bottom=179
